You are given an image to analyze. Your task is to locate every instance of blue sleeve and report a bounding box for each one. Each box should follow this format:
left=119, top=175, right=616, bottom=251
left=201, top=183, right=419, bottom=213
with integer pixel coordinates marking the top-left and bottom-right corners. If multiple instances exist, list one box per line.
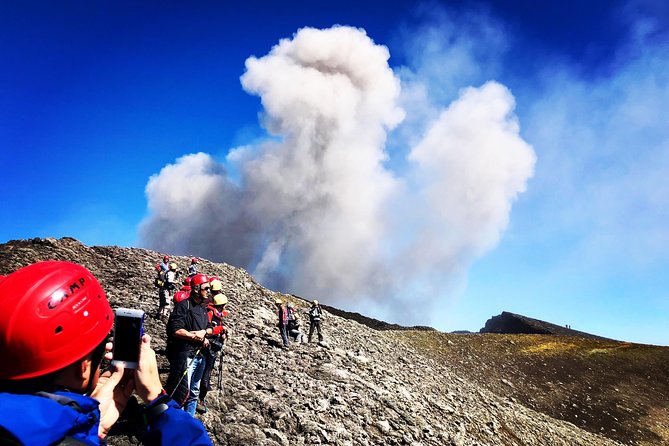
left=141, top=399, right=212, bottom=445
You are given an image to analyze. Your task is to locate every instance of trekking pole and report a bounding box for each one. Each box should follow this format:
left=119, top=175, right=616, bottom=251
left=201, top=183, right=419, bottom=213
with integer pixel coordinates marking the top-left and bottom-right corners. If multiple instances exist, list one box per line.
left=217, top=337, right=226, bottom=395
left=169, top=346, right=202, bottom=400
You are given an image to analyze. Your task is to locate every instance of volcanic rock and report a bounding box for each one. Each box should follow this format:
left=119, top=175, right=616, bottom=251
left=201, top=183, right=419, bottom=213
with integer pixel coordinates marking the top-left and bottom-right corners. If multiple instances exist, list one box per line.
left=0, top=238, right=626, bottom=445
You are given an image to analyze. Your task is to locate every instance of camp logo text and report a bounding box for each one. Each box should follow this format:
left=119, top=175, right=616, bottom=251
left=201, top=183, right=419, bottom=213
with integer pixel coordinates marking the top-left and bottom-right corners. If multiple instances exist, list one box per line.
left=48, top=277, right=86, bottom=309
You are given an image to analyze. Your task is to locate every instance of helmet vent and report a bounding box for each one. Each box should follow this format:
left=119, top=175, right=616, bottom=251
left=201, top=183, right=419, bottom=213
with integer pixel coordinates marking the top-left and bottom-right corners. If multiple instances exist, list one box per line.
left=55, top=325, right=63, bottom=334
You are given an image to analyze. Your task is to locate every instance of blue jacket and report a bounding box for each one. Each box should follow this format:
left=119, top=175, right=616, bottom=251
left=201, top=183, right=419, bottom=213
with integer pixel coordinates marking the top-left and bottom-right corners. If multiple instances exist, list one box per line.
left=0, top=390, right=212, bottom=445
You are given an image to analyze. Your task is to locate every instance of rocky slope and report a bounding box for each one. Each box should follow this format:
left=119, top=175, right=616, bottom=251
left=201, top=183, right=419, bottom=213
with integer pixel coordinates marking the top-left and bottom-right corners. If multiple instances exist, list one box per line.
left=0, top=237, right=640, bottom=446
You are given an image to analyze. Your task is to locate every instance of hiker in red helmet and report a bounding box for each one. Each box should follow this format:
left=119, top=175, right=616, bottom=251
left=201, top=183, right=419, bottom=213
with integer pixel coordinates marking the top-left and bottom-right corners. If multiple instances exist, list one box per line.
left=0, top=261, right=211, bottom=445
left=164, top=273, right=211, bottom=417
left=160, top=255, right=170, bottom=272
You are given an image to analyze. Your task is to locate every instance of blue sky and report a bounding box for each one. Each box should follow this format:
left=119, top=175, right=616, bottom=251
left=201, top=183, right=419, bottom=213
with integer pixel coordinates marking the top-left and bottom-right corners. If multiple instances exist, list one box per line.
left=1, top=1, right=667, bottom=345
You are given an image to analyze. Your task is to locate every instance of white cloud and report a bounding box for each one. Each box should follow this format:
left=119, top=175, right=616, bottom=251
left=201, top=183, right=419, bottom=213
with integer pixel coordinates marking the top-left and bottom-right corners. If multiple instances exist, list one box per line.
left=139, top=25, right=535, bottom=326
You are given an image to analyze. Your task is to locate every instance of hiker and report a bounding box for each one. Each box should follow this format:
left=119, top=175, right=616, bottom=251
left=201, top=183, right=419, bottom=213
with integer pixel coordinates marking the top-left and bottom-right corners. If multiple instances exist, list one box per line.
left=275, top=298, right=289, bottom=349
left=160, top=255, right=170, bottom=272
left=158, top=262, right=178, bottom=318
left=197, top=279, right=229, bottom=414
left=188, top=257, right=199, bottom=277
left=164, top=274, right=211, bottom=417
left=286, top=302, right=307, bottom=344
left=0, top=261, right=212, bottom=445
left=308, top=299, right=324, bottom=343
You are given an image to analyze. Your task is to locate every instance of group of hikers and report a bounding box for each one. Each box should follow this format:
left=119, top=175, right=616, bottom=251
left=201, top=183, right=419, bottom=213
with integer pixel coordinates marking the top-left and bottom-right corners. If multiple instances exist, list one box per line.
left=275, top=298, right=324, bottom=348
left=154, top=255, right=325, bottom=416
left=0, top=255, right=326, bottom=445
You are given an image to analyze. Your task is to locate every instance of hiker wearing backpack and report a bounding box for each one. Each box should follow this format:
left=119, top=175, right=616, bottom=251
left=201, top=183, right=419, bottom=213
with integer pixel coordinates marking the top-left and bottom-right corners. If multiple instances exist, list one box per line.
left=0, top=261, right=212, bottom=446
left=158, top=262, right=179, bottom=319
left=275, top=298, right=289, bottom=349
left=308, top=300, right=324, bottom=343
left=164, top=274, right=211, bottom=417
left=188, top=257, right=199, bottom=277
left=197, top=278, right=229, bottom=414
left=160, top=255, right=170, bottom=271
left=286, top=302, right=307, bottom=344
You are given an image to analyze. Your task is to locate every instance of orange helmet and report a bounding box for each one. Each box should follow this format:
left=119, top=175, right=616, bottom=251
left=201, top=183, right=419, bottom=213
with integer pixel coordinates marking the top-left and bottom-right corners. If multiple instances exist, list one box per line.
left=0, top=261, right=114, bottom=380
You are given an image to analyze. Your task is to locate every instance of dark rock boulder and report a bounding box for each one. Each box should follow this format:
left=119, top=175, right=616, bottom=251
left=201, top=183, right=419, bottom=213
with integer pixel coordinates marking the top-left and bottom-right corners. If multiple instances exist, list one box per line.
left=480, top=311, right=610, bottom=339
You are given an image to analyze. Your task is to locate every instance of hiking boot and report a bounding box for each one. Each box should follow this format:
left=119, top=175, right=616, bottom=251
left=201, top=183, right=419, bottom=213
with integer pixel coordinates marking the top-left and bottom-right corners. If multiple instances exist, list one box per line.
left=196, top=400, right=207, bottom=414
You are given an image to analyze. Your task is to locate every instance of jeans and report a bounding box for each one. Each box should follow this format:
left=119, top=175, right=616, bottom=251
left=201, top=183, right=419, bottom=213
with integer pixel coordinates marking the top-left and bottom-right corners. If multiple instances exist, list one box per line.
left=183, top=354, right=206, bottom=417
left=279, top=324, right=289, bottom=347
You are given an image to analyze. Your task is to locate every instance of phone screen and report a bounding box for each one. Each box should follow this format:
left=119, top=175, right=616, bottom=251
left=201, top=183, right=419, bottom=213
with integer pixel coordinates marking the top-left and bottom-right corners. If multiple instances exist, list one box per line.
left=113, top=314, right=143, bottom=364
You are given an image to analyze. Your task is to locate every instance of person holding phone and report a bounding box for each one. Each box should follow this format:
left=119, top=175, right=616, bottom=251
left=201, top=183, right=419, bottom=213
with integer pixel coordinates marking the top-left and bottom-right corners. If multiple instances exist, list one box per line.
left=0, top=261, right=212, bottom=445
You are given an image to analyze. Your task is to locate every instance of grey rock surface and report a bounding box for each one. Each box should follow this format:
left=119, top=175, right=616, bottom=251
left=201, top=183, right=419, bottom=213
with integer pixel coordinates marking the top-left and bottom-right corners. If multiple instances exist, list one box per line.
left=0, top=237, right=622, bottom=446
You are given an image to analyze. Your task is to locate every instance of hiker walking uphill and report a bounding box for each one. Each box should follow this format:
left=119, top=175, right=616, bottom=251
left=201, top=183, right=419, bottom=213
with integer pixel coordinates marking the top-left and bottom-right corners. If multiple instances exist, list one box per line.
left=165, top=274, right=211, bottom=417
left=159, top=255, right=170, bottom=271
left=158, top=262, right=179, bottom=319
left=308, top=300, right=324, bottom=343
left=188, top=257, right=199, bottom=277
left=0, top=261, right=212, bottom=445
left=197, top=278, right=229, bottom=414
left=275, top=298, right=289, bottom=349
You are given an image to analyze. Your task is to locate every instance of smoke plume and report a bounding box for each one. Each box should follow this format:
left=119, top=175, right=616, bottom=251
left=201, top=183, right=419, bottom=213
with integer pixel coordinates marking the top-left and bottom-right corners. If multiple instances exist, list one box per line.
left=139, top=26, right=535, bottom=325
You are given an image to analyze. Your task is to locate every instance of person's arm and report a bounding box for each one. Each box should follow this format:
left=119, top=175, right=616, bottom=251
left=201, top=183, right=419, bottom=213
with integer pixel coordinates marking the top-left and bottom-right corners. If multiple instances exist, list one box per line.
left=171, top=303, right=207, bottom=342
left=134, top=335, right=212, bottom=445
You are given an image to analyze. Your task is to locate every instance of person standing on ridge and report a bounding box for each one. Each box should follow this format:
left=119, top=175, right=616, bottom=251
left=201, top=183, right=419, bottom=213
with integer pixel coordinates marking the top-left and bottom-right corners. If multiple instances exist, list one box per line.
left=164, top=274, right=211, bottom=417
left=0, top=261, right=212, bottom=445
left=197, top=279, right=229, bottom=414
left=308, top=300, right=324, bottom=343
left=188, top=257, right=199, bottom=277
left=275, top=298, right=289, bottom=349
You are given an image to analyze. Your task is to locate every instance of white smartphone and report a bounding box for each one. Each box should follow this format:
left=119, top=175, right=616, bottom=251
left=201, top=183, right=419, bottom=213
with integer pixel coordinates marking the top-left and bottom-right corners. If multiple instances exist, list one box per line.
left=111, top=308, right=145, bottom=369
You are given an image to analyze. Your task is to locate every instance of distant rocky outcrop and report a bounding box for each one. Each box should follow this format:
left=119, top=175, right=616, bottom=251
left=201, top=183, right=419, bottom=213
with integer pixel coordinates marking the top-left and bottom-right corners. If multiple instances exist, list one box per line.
left=0, top=238, right=627, bottom=446
left=480, top=311, right=610, bottom=340
left=311, top=299, right=435, bottom=332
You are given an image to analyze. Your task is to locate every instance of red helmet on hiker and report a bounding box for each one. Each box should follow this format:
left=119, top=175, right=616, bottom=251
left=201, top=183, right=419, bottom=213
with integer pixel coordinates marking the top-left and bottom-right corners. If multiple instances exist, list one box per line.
left=191, top=274, right=209, bottom=289
left=191, top=257, right=198, bottom=264
left=0, top=261, right=114, bottom=380
left=163, top=256, right=169, bottom=262
left=184, top=277, right=192, bottom=286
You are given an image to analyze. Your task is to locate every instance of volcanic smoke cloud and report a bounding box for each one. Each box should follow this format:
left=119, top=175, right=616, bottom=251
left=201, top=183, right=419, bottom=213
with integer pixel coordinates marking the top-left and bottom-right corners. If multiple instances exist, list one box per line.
left=139, top=26, right=536, bottom=325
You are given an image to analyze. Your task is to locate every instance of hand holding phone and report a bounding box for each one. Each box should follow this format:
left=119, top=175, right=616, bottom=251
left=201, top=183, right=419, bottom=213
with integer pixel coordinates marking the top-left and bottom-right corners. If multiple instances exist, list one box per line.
left=112, top=308, right=145, bottom=369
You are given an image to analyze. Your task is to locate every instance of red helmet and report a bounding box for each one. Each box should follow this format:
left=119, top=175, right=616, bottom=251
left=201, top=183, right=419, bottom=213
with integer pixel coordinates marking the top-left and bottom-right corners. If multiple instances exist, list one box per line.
left=208, top=276, right=220, bottom=283
left=191, top=257, right=198, bottom=264
left=0, top=261, right=114, bottom=380
left=173, top=290, right=189, bottom=304
left=154, top=264, right=161, bottom=272
left=163, top=256, right=169, bottom=262
left=184, top=277, right=192, bottom=286
left=190, top=274, right=209, bottom=288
